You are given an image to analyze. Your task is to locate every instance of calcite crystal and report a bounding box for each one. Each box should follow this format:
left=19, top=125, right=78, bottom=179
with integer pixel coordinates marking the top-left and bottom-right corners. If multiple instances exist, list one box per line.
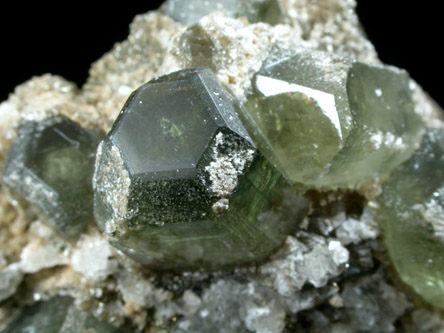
left=94, top=67, right=309, bottom=270
left=242, top=47, right=423, bottom=187
left=377, top=128, right=444, bottom=310
left=1, top=116, right=100, bottom=239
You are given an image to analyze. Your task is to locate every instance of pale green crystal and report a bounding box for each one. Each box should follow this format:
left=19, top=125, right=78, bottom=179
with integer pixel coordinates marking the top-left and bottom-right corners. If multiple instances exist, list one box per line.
left=242, top=47, right=423, bottom=188
left=164, top=0, right=284, bottom=25
left=377, top=128, right=444, bottom=310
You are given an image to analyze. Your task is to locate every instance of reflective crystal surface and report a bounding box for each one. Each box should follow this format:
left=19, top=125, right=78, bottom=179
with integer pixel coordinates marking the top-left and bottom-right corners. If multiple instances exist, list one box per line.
left=1, top=116, right=100, bottom=239
left=377, top=128, right=444, bottom=310
left=3, top=297, right=125, bottom=332
left=242, top=47, right=423, bottom=188
left=164, top=0, right=284, bottom=25
left=93, top=68, right=309, bottom=270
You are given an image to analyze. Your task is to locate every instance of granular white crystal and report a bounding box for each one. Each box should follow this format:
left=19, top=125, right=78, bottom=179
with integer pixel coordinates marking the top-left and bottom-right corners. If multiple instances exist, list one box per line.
left=71, top=235, right=118, bottom=281
left=259, top=232, right=348, bottom=295
left=19, top=241, right=68, bottom=273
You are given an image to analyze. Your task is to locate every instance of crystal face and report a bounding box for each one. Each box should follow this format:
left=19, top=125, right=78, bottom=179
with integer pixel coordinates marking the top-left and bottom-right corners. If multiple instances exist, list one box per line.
left=241, top=47, right=423, bottom=188
left=3, top=296, right=125, bottom=332
left=93, top=68, right=309, bottom=270
left=1, top=116, right=100, bottom=239
left=164, top=0, right=284, bottom=25
left=377, top=129, right=444, bottom=310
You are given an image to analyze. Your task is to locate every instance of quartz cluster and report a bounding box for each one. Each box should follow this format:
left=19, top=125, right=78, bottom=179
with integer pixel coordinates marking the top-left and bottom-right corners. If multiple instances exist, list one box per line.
left=1, top=0, right=444, bottom=332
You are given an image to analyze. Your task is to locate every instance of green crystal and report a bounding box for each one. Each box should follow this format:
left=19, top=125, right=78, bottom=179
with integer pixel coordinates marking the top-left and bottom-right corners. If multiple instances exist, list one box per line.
left=1, top=116, right=100, bottom=239
left=164, top=0, right=284, bottom=25
left=2, top=297, right=125, bottom=332
left=93, top=68, right=308, bottom=270
left=241, top=47, right=423, bottom=188
left=377, top=128, right=444, bottom=310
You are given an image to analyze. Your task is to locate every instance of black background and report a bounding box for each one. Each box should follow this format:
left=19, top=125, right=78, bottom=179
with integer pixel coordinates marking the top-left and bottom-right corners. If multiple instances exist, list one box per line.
left=0, top=1, right=442, bottom=106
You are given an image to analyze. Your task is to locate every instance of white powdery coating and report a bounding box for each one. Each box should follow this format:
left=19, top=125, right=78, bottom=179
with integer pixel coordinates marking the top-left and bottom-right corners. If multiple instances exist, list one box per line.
left=19, top=241, right=68, bottom=273
left=259, top=232, right=349, bottom=296
left=0, top=263, right=23, bottom=302
left=205, top=132, right=255, bottom=212
left=411, top=188, right=444, bottom=243
left=71, top=235, right=118, bottom=281
left=93, top=142, right=132, bottom=235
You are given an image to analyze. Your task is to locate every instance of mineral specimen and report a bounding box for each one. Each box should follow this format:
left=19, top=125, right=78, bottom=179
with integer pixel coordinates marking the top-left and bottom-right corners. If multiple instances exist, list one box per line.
left=241, top=47, right=423, bottom=187
left=93, top=67, right=309, bottom=270
left=1, top=115, right=100, bottom=239
left=377, top=128, right=444, bottom=310
left=1, top=0, right=444, bottom=331
left=164, top=0, right=284, bottom=25
left=3, top=296, right=125, bottom=332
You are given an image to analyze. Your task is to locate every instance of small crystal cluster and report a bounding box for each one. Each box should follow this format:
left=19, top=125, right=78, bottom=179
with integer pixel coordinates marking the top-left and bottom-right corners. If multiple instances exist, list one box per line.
left=1, top=0, right=444, bottom=332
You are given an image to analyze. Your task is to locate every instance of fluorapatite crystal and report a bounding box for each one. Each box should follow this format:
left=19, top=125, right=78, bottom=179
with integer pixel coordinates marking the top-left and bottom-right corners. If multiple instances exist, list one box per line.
left=164, top=0, right=284, bottom=25
left=93, top=68, right=309, bottom=270
left=180, top=25, right=217, bottom=72
left=241, top=47, right=423, bottom=188
left=3, top=296, right=125, bottom=332
left=1, top=116, right=100, bottom=239
left=377, top=128, right=444, bottom=310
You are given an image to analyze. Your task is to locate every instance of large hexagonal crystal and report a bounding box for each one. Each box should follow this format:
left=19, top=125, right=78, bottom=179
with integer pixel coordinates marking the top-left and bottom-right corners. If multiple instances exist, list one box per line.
left=377, top=128, right=444, bottom=310
left=241, top=47, right=423, bottom=188
left=93, top=68, right=308, bottom=270
left=2, top=116, right=100, bottom=239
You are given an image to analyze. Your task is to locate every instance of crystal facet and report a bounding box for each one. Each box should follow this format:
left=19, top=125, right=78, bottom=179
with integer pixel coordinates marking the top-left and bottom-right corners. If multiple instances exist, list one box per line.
left=377, top=128, right=444, bottom=310
left=241, top=47, right=423, bottom=188
left=1, top=116, right=100, bottom=239
left=164, top=0, right=284, bottom=25
left=93, top=68, right=309, bottom=270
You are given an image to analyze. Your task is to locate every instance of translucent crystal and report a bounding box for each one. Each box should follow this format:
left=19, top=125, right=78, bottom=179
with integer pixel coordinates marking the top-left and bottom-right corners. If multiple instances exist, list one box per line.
left=377, top=128, right=444, bottom=310
left=2, top=297, right=125, bottom=333
left=164, top=0, right=284, bottom=25
left=180, top=25, right=217, bottom=71
left=1, top=116, right=100, bottom=239
left=93, top=68, right=309, bottom=270
left=241, top=47, right=423, bottom=187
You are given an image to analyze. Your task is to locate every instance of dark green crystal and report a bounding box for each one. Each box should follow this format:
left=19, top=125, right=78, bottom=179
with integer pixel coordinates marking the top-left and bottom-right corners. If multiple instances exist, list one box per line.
left=2, top=297, right=125, bottom=333
left=241, top=47, right=423, bottom=188
left=1, top=116, right=100, bottom=239
left=93, top=68, right=308, bottom=270
left=377, top=128, right=444, bottom=310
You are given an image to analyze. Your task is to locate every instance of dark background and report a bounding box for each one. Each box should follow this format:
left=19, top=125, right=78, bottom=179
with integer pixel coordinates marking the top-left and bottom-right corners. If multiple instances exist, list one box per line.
left=0, top=1, right=441, bottom=106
